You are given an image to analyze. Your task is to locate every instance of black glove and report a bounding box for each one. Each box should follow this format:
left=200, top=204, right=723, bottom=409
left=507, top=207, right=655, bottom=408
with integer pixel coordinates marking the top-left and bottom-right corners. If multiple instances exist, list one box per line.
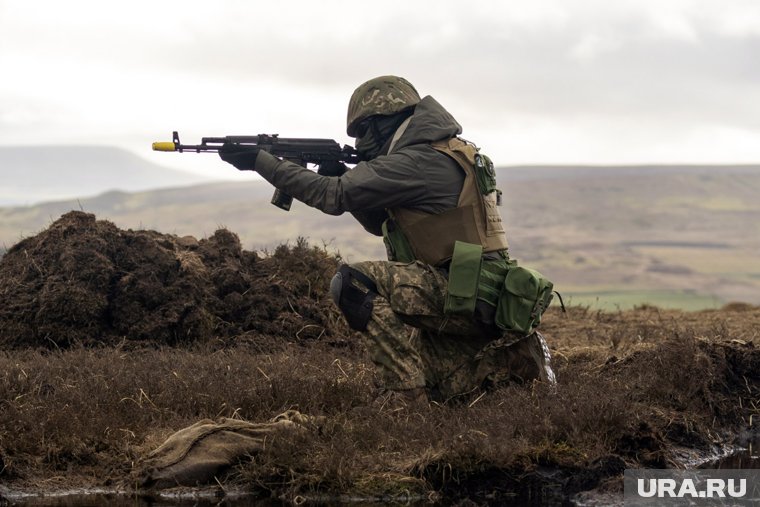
left=218, top=143, right=261, bottom=171
left=317, top=160, right=348, bottom=177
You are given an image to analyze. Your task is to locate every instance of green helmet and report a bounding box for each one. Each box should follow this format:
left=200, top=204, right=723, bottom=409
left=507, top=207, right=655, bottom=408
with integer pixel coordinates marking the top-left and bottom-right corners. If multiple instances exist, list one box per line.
left=346, top=76, right=421, bottom=137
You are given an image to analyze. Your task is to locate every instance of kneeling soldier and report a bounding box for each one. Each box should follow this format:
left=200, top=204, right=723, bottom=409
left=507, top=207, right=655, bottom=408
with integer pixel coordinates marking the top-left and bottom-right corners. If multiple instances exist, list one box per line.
left=220, top=76, right=555, bottom=404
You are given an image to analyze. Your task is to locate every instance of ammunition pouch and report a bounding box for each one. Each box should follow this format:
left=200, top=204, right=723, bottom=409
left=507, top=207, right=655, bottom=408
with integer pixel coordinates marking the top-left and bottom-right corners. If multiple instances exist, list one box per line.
left=443, top=241, right=554, bottom=335
left=494, top=266, right=554, bottom=335
left=444, top=241, right=483, bottom=316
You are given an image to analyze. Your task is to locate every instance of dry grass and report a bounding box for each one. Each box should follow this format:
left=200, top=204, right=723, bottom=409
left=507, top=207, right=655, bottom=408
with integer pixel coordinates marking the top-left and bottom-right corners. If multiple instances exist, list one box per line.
left=2, top=305, right=759, bottom=503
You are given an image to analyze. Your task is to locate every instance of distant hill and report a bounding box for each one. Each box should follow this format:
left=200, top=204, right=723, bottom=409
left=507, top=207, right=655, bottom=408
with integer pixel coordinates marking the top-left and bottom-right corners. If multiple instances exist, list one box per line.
left=0, top=145, right=211, bottom=206
left=1, top=164, right=759, bottom=309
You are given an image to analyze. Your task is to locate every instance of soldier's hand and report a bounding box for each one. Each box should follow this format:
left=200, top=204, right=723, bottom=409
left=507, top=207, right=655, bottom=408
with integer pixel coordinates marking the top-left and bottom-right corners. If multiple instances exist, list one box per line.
left=317, top=160, right=348, bottom=177
left=219, top=143, right=261, bottom=171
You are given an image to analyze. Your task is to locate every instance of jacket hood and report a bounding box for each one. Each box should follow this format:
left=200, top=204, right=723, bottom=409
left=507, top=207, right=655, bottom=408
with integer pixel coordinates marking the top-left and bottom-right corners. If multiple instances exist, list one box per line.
left=391, top=96, right=462, bottom=152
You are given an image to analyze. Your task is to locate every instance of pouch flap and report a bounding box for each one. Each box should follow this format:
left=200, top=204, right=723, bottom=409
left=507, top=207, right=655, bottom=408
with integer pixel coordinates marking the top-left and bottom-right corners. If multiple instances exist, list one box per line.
left=448, top=241, right=483, bottom=297
left=444, top=241, right=483, bottom=316
left=504, top=267, right=539, bottom=299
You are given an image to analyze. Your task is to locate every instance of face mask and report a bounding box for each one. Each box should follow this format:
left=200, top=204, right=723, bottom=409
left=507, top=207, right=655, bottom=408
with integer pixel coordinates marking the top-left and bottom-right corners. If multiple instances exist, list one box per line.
left=355, top=110, right=413, bottom=161
left=355, top=122, right=384, bottom=161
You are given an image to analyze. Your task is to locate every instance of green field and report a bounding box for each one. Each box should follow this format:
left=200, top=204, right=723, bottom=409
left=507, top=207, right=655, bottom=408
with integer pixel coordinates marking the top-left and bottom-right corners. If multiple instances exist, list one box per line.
left=560, top=290, right=724, bottom=311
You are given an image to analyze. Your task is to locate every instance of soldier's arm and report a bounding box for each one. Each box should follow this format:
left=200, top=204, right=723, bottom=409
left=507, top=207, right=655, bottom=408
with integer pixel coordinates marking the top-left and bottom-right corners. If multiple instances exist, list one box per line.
left=253, top=150, right=428, bottom=215
left=349, top=208, right=388, bottom=236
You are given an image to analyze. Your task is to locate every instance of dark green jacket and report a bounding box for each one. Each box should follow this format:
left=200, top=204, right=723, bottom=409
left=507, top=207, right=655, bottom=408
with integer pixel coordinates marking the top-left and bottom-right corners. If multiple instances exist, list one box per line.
left=254, top=96, right=465, bottom=236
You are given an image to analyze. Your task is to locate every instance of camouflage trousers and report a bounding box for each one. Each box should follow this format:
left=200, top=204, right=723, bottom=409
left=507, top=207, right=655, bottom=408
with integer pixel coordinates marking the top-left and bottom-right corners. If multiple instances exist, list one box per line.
left=349, top=260, right=555, bottom=403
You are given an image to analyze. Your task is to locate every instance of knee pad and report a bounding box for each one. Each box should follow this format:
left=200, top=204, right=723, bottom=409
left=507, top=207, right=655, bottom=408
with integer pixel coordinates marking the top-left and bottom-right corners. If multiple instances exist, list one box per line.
left=330, top=265, right=378, bottom=331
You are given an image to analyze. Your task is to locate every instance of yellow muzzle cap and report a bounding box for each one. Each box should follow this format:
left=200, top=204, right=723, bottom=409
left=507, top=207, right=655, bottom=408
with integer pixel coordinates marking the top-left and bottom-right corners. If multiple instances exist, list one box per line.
left=152, top=142, right=177, bottom=152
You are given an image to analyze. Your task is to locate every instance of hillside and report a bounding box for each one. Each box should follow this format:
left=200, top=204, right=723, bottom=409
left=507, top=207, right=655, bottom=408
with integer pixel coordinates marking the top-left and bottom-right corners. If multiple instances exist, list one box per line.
left=1, top=164, right=759, bottom=308
left=0, top=145, right=211, bottom=206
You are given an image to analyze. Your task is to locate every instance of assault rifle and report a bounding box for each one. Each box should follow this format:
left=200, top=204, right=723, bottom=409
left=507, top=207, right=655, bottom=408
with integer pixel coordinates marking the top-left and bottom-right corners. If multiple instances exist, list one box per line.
left=152, top=131, right=360, bottom=211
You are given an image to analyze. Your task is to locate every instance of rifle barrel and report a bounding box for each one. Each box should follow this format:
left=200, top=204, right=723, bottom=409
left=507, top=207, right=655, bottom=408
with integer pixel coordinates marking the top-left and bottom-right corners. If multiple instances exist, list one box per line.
left=152, top=131, right=360, bottom=163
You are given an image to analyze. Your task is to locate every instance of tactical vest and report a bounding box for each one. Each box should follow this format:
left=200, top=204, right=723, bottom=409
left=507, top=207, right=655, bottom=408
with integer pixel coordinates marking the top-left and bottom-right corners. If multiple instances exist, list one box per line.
left=381, top=138, right=554, bottom=335
left=382, top=137, right=509, bottom=267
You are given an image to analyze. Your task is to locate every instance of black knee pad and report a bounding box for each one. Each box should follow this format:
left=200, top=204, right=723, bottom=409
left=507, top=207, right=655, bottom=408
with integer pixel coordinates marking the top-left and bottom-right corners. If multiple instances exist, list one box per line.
left=330, top=265, right=378, bottom=331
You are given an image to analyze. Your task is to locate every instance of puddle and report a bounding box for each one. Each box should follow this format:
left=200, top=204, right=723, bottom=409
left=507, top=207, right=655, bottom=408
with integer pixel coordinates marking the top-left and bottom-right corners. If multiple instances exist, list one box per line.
left=0, top=488, right=438, bottom=507
left=701, top=434, right=760, bottom=469
left=0, top=488, right=285, bottom=507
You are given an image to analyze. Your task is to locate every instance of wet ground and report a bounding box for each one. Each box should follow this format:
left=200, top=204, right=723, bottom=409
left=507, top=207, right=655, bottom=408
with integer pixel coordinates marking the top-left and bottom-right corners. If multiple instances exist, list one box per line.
left=4, top=438, right=759, bottom=507
left=1, top=489, right=284, bottom=507
left=2, top=437, right=759, bottom=506
left=704, top=434, right=760, bottom=470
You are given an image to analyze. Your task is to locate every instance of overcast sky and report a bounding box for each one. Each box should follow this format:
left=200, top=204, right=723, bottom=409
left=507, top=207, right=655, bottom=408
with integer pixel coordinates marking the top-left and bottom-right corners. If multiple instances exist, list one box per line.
left=1, top=0, right=759, bottom=179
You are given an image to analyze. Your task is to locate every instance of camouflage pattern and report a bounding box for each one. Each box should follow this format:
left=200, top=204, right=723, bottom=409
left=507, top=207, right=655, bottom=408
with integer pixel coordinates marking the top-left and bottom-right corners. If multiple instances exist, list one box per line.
left=349, top=260, right=555, bottom=403
left=346, top=76, right=421, bottom=137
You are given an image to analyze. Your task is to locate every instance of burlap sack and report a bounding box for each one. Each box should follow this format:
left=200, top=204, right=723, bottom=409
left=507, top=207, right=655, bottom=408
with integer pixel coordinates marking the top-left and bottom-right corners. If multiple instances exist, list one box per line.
left=137, top=410, right=318, bottom=489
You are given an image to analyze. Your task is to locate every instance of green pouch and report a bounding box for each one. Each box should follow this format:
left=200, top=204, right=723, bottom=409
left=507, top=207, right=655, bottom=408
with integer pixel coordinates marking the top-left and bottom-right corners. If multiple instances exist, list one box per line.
left=445, top=241, right=483, bottom=316
left=381, top=218, right=415, bottom=263
left=474, top=153, right=497, bottom=195
left=495, top=266, right=554, bottom=334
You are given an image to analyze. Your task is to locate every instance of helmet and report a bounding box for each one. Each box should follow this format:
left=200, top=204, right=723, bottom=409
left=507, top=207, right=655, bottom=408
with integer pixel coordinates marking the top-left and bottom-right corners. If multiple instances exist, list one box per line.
left=346, top=76, right=421, bottom=137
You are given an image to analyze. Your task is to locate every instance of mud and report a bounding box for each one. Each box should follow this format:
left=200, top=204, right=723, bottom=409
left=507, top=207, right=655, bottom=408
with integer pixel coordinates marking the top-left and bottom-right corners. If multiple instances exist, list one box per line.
left=1, top=212, right=760, bottom=506
left=0, top=211, right=347, bottom=349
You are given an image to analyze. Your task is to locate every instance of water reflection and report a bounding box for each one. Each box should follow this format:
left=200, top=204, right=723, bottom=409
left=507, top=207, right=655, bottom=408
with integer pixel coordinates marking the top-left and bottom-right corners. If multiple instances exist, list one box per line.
left=9, top=437, right=760, bottom=507
left=702, top=434, right=760, bottom=469
left=1, top=490, right=286, bottom=507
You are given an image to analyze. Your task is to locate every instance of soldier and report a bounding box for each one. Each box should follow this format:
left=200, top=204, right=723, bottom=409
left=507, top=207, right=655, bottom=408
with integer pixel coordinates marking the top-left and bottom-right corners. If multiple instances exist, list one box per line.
left=219, top=76, right=555, bottom=404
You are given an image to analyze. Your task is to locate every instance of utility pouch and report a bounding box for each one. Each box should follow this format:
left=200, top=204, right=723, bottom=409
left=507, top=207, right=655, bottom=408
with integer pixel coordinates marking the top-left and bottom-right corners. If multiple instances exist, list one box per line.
left=495, top=266, right=554, bottom=335
left=444, top=241, right=483, bottom=316
left=381, top=218, right=416, bottom=263
left=474, top=153, right=498, bottom=196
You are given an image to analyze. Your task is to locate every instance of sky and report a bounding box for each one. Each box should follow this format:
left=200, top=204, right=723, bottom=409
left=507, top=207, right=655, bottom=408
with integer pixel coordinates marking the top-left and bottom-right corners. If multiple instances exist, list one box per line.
left=1, top=0, right=759, bottom=179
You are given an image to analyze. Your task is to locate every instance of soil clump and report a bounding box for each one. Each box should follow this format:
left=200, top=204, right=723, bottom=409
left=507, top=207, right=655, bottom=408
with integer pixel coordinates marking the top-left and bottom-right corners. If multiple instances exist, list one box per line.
left=0, top=211, right=346, bottom=349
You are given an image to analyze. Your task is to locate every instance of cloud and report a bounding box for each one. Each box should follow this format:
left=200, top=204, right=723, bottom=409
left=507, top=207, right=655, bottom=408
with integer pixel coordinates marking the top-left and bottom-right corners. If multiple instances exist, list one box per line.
left=1, top=0, right=759, bottom=169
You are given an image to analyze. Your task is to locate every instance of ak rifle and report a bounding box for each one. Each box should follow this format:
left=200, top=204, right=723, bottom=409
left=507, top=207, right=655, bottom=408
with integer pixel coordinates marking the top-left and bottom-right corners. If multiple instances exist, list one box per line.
left=152, top=131, right=360, bottom=211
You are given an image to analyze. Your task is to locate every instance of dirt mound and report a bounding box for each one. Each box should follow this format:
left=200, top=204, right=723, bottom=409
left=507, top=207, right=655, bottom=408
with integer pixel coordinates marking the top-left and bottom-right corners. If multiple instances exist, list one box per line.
left=0, top=211, right=348, bottom=348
